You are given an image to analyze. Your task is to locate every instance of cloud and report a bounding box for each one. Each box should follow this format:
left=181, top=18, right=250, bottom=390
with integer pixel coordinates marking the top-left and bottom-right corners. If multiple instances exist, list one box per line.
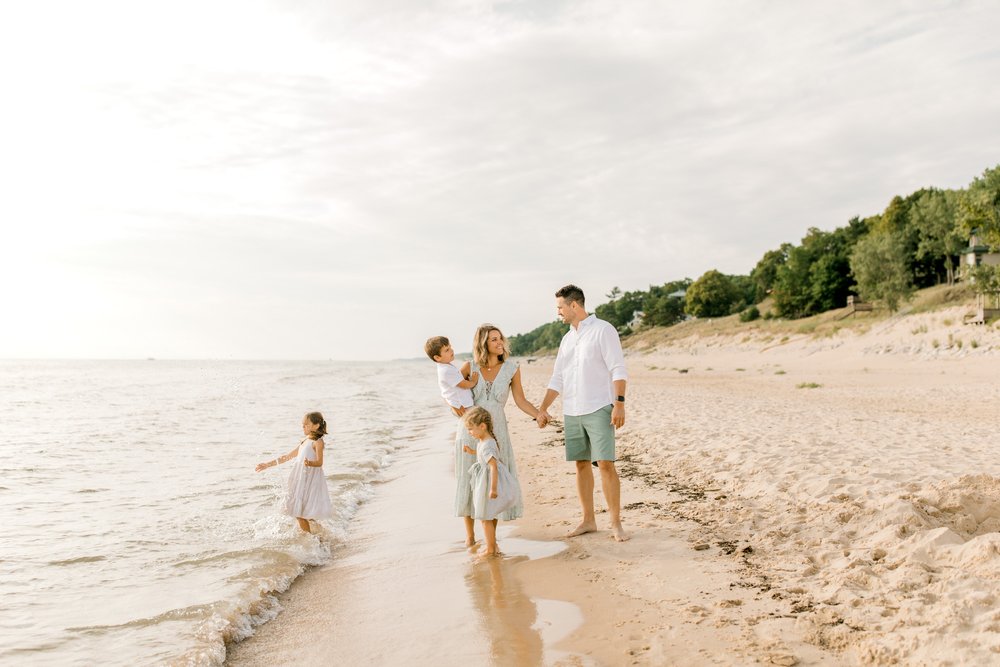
left=1, top=0, right=998, bottom=358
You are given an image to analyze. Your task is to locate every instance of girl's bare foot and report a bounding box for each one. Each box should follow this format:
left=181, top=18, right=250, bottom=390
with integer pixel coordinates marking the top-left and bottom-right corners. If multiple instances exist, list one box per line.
left=610, top=521, right=629, bottom=542
left=566, top=520, right=597, bottom=538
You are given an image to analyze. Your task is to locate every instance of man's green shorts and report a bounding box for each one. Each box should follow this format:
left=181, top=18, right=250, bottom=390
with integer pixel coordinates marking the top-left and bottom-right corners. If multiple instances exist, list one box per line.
left=564, top=404, right=615, bottom=462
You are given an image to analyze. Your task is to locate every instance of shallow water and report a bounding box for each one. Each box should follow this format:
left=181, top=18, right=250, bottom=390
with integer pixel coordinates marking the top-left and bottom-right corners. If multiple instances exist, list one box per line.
left=0, top=359, right=439, bottom=666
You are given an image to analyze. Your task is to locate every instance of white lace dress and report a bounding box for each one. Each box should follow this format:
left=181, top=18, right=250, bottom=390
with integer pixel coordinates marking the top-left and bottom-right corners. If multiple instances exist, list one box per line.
left=283, top=438, right=332, bottom=519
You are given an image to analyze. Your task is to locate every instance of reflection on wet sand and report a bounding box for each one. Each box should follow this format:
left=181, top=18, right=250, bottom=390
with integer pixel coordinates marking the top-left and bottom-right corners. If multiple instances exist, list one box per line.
left=466, top=555, right=545, bottom=666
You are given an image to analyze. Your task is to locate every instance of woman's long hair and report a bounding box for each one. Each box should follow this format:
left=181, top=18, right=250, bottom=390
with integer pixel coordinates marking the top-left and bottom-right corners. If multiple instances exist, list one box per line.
left=472, top=324, right=511, bottom=368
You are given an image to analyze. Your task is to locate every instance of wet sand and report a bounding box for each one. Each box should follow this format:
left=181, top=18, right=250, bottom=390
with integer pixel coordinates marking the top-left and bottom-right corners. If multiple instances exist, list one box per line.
left=225, top=421, right=590, bottom=666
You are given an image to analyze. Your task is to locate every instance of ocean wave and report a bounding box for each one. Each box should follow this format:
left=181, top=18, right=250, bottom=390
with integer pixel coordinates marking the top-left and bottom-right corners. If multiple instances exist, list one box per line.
left=47, top=555, right=107, bottom=566
left=328, top=471, right=370, bottom=482
left=1, top=359, right=433, bottom=666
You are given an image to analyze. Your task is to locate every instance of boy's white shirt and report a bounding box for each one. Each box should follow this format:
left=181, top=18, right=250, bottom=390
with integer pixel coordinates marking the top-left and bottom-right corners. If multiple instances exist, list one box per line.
left=437, top=362, right=474, bottom=408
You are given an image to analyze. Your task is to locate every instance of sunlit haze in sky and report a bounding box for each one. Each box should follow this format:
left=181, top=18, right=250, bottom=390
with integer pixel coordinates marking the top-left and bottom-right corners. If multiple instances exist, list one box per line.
left=2, top=1, right=998, bottom=360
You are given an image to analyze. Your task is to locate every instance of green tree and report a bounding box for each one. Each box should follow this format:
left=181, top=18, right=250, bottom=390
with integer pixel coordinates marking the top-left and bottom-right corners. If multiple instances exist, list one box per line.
left=594, top=289, right=645, bottom=333
left=508, top=321, right=569, bottom=355
left=729, top=274, right=755, bottom=312
left=910, top=188, right=964, bottom=285
left=772, top=219, right=868, bottom=318
left=641, top=279, right=692, bottom=327
left=685, top=270, right=740, bottom=318
left=964, top=264, right=1000, bottom=296
left=750, top=244, right=791, bottom=302
left=870, top=192, right=946, bottom=288
left=849, top=231, right=914, bottom=311
left=959, top=165, right=1000, bottom=246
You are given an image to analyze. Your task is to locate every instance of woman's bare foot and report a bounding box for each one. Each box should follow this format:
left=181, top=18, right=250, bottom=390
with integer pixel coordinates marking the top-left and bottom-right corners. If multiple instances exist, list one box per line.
left=566, top=520, right=597, bottom=538
left=610, top=521, right=629, bottom=542
left=476, top=549, right=502, bottom=562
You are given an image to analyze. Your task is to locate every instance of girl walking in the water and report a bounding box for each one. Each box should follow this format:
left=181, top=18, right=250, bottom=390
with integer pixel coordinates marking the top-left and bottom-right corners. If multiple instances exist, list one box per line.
left=255, top=412, right=332, bottom=533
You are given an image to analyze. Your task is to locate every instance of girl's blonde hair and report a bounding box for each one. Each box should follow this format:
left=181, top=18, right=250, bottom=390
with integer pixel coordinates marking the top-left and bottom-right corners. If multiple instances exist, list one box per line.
left=463, top=406, right=496, bottom=441
left=472, top=324, right=511, bottom=368
left=304, top=412, right=328, bottom=440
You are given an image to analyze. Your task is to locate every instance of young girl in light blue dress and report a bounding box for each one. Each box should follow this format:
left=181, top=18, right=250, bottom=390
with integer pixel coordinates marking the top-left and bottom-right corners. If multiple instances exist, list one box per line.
left=463, top=407, right=520, bottom=559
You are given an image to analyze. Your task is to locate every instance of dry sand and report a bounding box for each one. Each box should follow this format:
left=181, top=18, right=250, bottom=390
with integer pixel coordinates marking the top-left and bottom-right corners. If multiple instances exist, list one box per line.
left=228, top=310, right=1000, bottom=666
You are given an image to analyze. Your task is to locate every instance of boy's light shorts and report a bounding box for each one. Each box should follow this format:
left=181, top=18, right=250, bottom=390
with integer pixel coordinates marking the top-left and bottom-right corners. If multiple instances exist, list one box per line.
left=563, top=404, right=615, bottom=462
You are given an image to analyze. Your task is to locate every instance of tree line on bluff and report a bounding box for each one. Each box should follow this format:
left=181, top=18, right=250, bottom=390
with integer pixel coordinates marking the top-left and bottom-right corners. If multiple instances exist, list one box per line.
left=510, top=164, right=1000, bottom=356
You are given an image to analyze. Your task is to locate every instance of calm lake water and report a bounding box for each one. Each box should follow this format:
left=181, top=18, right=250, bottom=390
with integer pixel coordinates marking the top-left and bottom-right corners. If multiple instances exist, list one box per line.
left=0, top=359, right=442, bottom=666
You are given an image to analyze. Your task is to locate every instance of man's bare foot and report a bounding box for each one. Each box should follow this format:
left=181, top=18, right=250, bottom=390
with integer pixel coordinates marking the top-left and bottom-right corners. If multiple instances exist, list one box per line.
left=566, top=520, right=597, bottom=538
left=610, top=522, right=629, bottom=542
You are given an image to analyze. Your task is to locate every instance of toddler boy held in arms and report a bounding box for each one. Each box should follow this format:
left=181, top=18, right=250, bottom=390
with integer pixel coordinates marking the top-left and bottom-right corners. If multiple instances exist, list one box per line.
left=425, top=336, right=478, bottom=415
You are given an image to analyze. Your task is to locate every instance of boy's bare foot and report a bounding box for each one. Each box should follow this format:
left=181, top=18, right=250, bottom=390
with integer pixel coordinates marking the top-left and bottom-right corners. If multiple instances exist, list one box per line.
left=610, top=522, right=629, bottom=542
left=566, top=520, right=597, bottom=538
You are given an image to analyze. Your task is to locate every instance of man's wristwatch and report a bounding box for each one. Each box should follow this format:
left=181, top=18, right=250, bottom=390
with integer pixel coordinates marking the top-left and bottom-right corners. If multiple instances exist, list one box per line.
left=616, top=395, right=625, bottom=403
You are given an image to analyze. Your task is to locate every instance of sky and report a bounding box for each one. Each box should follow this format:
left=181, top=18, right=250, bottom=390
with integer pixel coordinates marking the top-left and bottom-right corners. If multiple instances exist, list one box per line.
left=1, top=0, right=998, bottom=360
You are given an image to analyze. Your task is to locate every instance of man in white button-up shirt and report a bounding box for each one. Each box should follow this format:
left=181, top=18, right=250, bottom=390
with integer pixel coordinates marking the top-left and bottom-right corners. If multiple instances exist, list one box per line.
left=538, top=285, right=629, bottom=542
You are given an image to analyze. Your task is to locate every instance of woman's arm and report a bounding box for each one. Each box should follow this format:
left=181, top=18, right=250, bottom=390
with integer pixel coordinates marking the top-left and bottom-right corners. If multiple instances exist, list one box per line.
left=509, top=368, right=541, bottom=420
left=255, top=444, right=300, bottom=472
left=304, top=439, right=324, bottom=467
left=488, top=459, right=498, bottom=498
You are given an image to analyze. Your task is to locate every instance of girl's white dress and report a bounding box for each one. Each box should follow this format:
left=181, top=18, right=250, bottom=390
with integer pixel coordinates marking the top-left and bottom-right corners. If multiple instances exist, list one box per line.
left=469, top=438, right=520, bottom=521
left=283, top=438, right=333, bottom=519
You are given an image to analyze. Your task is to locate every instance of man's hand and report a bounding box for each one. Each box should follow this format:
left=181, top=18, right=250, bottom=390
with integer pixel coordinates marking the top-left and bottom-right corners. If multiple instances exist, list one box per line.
left=451, top=405, right=466, bottom=418
left=536, top=409, right=551, bottom=428
left=611, top=403, right=625, bottom=429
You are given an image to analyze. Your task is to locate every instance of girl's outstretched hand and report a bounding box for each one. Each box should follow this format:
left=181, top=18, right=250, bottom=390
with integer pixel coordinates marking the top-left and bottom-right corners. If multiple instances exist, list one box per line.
left=255, top=462, right=269, bottom=472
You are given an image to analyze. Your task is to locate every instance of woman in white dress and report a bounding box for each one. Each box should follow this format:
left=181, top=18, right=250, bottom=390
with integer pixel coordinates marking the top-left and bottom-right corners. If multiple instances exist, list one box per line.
left=255, top=411, right=333, bottom=533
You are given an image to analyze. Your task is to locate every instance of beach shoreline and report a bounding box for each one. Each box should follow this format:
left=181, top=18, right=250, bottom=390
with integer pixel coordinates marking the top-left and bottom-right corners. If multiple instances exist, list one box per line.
left=227, top=319, right=1000, bottom=665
